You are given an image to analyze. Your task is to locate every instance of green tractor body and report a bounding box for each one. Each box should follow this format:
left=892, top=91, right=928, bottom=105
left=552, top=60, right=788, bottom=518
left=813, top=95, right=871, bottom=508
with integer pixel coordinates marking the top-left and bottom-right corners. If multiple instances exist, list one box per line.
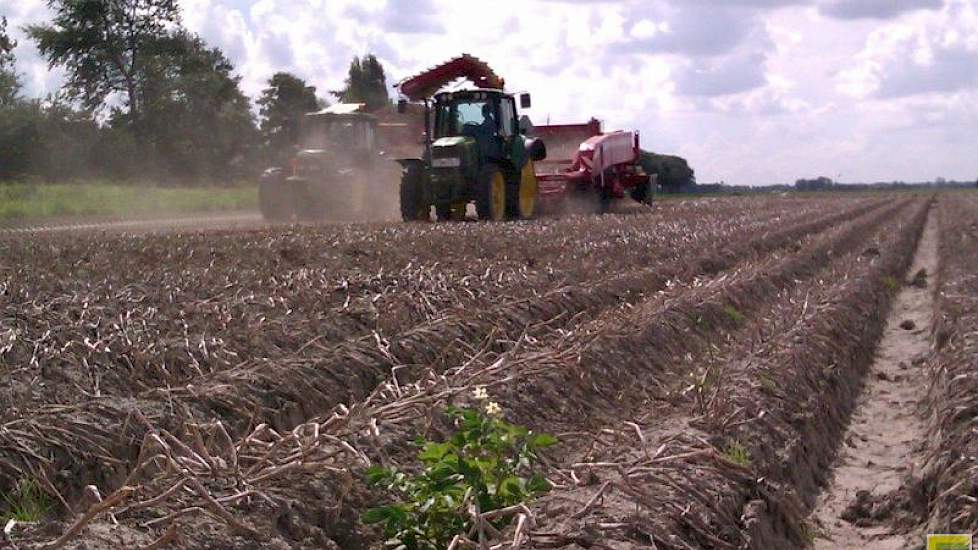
left=398, top=89, right=546, bottom=221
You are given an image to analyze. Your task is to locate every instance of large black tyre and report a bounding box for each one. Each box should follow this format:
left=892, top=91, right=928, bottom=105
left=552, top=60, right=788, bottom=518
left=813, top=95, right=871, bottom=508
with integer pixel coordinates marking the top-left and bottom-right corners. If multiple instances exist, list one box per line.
left=435, top=203, right=452, bottom=221
left=259, top=178, right=294, bottom=221
left=630, top=177, right=653, bottom=205
left=597, top=185, right=612, bottom=215
left=512, top=162, right=539, bottom=220
left=400, top=166, right=428, bottom=221
left=504, top=166, right=521, bottom=220
left=475, top=164, right=507, bottom=221
left=295, top=181, right=325, bottom=220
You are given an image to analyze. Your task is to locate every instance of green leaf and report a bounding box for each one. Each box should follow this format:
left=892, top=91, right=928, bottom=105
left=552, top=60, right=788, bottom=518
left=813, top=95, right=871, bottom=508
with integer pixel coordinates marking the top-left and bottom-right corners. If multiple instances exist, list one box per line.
left=530, top=433, right=559, bottom=448
left=366, top=465, right=394, bottom=485
left=498, top=476, right=523, bottom=499
left=527, top=474, right=552, bottom=495
left=362, top=506, right=395, bottom=524
left=428, top=463, right=460, bottom=484
left=419, top=442, right=451, bottom=463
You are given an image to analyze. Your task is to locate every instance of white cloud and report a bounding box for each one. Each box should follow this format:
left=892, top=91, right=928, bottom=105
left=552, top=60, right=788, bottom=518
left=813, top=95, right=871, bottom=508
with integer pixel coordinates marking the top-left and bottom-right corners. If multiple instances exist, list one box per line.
left=838, top=0, right=978, bottom=98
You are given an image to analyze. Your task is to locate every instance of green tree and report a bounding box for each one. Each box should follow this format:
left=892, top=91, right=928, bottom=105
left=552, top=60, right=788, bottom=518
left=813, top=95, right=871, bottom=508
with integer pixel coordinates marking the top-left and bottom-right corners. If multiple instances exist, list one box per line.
left=26, top=0, right=181, bottom=120
left=333, top=54, right=389, bottom=110
left=639, top=150, right=695, bottom=192
left=0, top=18, right=32, bottom=179
left=0, top=16, right=20, bottom=105
left=257, top=72, right=320, bottom=159
left=135, top=31, right=258, bottom=180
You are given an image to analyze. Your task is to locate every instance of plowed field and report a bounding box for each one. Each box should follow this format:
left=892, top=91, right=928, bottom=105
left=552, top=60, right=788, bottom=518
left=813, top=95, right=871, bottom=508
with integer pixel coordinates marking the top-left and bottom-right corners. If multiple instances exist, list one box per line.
left=2, top=192, right=971, bottom=549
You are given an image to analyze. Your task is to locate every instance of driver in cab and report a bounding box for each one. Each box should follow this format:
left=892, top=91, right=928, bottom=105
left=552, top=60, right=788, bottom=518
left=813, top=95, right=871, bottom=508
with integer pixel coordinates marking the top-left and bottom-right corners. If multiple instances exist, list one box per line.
left=470, top=103, right=497, bottom=158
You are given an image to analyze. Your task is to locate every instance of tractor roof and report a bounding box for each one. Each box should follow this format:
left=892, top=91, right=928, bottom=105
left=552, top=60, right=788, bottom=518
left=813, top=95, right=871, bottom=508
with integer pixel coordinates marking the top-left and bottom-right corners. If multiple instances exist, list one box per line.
left=306, top=103, right=376, bottom=120
left=434, top=89, right=511, bottom=100
left=396, top=54, right=504, bottom=101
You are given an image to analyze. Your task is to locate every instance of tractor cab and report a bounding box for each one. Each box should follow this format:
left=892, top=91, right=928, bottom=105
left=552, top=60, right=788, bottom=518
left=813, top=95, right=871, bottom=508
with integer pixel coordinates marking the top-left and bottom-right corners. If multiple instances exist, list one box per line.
left=431, top=90, right=520, bottom=163
left=298, top=106, right=377, bottom=165
left=258, top=103, right=384, bottom=221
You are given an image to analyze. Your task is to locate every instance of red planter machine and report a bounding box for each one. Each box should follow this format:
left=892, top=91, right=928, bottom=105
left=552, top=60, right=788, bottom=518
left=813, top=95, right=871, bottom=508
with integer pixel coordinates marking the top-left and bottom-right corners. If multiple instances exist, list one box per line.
left=528, top=119, right=650, bottom=204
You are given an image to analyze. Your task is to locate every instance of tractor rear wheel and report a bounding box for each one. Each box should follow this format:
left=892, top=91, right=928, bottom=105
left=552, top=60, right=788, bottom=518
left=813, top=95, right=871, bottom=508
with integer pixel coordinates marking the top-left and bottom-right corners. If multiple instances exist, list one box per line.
left=259, top=178, right=294, bottom=221
left=476, top=164, right=507, bottom=221
left=400, top=166, right=428, bottom=221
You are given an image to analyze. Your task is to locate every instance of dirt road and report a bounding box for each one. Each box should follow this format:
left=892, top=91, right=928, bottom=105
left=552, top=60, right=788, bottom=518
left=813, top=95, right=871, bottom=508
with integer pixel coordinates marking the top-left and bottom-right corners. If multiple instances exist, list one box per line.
left=0, top=211, right=267, bottom=237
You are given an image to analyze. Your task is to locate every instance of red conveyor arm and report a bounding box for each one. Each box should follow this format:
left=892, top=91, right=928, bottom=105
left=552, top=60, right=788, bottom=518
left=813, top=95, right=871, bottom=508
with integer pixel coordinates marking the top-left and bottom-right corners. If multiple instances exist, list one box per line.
left=396, top=54, right=504, bottom=101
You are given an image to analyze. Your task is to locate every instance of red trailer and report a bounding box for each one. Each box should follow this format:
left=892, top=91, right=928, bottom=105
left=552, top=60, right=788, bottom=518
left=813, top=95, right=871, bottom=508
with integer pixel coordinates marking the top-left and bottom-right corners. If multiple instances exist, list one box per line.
left=529, top=120, right=654, bottom=212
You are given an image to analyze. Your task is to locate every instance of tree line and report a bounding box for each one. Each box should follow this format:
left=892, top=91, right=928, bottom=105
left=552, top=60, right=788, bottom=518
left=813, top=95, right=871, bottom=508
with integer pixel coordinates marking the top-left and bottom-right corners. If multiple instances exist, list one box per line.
left=1, top=0, right=697, bottom=189
left=0, top=1, right=390, bottom=184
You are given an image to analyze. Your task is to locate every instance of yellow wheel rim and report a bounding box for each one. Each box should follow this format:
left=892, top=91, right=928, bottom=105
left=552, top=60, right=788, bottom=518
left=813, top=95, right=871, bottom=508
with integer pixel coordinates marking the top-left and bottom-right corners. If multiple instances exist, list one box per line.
left=490, top=171, right=506, bottom=221
left=519, top=162, right=538, bottom=219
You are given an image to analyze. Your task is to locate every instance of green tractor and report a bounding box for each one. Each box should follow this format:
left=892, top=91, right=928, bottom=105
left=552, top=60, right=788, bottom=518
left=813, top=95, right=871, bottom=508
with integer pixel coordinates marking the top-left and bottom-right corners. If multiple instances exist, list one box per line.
left=258, top=105, right=381, bottom=221
left=395, top=56, right=547, bottom=222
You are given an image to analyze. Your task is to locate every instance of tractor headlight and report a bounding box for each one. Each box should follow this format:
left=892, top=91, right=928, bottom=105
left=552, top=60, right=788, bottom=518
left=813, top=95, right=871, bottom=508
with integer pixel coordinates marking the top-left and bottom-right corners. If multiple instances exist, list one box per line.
left=432, top=157, right=461, bottom=168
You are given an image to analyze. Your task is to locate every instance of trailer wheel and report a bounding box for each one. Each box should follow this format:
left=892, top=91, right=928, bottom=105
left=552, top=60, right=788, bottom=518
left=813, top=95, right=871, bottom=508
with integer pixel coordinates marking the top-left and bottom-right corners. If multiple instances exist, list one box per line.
left=597, top=186, right=612, bottom=215
left=630, top=177, right=653, bottom=205
left=400, top=166, right=428, bottom=221
left=476, top=164, right=507, bottom=221
left=259, top=178, right=294, bottom=221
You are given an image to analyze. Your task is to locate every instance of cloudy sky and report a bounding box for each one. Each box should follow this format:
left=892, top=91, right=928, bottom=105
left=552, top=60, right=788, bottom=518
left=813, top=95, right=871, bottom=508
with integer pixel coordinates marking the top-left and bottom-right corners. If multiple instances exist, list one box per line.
left=2, top=0, right=977, bottom=185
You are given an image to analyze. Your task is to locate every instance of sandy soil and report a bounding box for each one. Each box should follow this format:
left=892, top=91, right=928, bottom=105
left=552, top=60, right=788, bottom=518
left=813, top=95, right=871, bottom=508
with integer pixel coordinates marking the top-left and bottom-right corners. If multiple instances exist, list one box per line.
left=811, top=206, right=939, bottom=549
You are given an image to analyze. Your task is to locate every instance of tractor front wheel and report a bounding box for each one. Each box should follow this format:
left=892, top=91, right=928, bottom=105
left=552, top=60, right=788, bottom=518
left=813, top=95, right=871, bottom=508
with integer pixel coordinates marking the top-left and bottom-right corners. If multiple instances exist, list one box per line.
left=506, top=161, right=538, bottom=220
left=476, top=164, right=507, bottom=221
left=400, top=166, right=428, bottom=221
left=259, top=178, right=294, bottom=221
left=436, top=203, right=466, bottom=221
left=295, top=181, right=325, bottom=220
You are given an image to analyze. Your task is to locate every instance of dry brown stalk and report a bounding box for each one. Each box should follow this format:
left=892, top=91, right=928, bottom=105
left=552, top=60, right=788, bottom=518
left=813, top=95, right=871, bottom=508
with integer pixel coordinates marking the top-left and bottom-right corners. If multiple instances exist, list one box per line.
left=42, top=486, right=134, bottom=549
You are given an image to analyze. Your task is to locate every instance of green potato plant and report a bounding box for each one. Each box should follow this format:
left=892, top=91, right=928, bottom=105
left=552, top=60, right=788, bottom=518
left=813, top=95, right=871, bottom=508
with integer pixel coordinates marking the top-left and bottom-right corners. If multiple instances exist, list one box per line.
left=363, top=396, right=557, bottom=550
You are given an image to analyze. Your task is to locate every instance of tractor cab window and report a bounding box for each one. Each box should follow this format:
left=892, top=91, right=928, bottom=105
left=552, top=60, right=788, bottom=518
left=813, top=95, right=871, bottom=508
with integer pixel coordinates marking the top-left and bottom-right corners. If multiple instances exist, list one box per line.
left=499, top=98, right=515, bottom=137
left=302, top=118, right=369, bottom=150
left=435, top=99, right=497, bottom=138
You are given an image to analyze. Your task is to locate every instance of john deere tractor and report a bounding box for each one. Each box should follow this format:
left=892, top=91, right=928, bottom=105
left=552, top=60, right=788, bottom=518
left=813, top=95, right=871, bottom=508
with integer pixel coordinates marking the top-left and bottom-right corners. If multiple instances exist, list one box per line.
left=394, top=56, right=547, bottom=222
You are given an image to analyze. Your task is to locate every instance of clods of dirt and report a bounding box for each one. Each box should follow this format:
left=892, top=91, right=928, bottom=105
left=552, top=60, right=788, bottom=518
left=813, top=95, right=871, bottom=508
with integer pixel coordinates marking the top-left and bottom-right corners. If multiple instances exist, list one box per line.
left=909, top=268, right=928, bottom=288
left=840, top=490, right=893, bottom=527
